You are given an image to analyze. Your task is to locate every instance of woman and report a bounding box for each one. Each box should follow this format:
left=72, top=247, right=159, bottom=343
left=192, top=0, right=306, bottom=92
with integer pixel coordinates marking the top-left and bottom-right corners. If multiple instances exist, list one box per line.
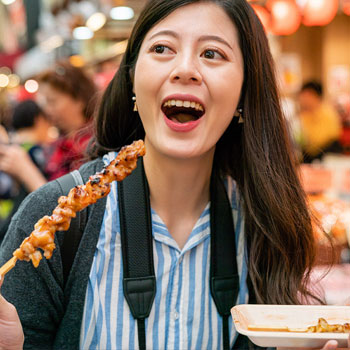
left=0, top=1, right=348, bottom=349
left=37, top=61, right=97, bottom=180
left=0, top=63, right=97, bottom=195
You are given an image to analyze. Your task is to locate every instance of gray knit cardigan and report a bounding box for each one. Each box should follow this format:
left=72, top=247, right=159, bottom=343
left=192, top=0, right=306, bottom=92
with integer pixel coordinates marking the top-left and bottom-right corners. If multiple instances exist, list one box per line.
left=0, top=158, right=267, bottom=350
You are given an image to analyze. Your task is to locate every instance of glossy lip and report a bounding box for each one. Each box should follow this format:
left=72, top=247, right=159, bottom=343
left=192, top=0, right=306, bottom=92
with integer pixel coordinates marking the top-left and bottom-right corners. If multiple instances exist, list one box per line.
left=161, top=93, right=205, bottom=133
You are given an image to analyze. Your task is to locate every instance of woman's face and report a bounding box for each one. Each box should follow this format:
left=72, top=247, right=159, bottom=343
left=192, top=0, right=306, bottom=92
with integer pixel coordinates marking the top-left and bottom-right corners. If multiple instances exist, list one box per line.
left=38, top=83, right=85, bottom=134
left=134, top=2, right=244, bottom=160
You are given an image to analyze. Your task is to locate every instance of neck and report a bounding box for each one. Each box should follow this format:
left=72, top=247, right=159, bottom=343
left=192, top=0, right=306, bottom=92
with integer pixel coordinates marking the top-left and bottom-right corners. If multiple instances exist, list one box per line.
left=143, top=141, right=214, bottom=249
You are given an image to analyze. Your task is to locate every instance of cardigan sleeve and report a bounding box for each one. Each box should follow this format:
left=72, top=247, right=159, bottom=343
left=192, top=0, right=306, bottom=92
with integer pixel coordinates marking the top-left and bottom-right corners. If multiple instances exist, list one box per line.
left=0, top=180, right=66, bottom=349
left=0, top=157, right=105, bottom=349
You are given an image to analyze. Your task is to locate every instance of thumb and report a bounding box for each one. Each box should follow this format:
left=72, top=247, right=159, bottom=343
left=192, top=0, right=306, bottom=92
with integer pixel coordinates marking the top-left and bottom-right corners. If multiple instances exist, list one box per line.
left=0, top=275, right=20, bottom=323
left=0, top=275, right=24, bottom=350
left=322, top=340, right=339, bottom=350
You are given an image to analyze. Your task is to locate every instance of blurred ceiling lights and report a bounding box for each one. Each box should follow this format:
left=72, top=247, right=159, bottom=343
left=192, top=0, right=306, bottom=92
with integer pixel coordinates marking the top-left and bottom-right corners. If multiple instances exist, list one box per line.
left=24, top=79, right=38, bottom=93
left=73, top=26, right=94, bottom=40
left=86, top=12, right=107, bottom=32
left=110, top=6, right=134, bottom=20
left=251, top=4, right=271, bottom=32
left=69, top=55, right=85, bottom=67
left=0, top=72, right=20, bottom=89
left=342, top=0, right=350, bottom=15
left=7, top=73, right=20, bottom=88
left=302, top=0, right=339, bottom=26
left=0, top=74, right=9, bottom=88
left=1, top=0, right=15, bottom=5
left=252, top=0, right=347, bottom=36
left=266, top=0, right=301, bottom=35
left=39, top=35, right=64, bottom=53
left=72, top=6, right=135, bottom=40
left=0, top=68, right=20, bottom=89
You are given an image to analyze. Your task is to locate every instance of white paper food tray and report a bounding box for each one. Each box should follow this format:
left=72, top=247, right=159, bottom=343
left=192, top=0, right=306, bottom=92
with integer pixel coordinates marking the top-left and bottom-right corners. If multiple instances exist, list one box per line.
left=231, top=304, right=350, bottom=348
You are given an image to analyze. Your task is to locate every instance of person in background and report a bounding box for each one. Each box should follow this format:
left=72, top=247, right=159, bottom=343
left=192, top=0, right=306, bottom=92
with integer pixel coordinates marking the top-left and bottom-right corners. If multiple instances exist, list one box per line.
left=0, top=1, right=349, bottom=350
left=298, top=80, right=342, bottom=163
left=0, top=62, right=98, bottom=204
left=0, top=100, right=51, bottom=241
left=37, top=61, right=97, bottom=180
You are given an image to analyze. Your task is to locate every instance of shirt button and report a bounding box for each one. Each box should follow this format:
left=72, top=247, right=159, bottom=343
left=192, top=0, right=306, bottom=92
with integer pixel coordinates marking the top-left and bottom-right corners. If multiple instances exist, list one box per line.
left=174, top=311, right=179, bottom=320
left=178, top=256, right=183, bottom=264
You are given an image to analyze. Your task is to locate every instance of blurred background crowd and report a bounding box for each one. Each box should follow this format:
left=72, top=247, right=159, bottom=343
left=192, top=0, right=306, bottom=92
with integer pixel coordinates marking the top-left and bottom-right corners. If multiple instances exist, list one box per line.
left=0, top=0, right=349, bottom=304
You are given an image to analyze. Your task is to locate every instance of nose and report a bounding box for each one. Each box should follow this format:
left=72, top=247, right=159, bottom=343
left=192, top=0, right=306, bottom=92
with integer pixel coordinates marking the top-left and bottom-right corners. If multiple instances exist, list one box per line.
left=170, top=53, right=202, bottom=85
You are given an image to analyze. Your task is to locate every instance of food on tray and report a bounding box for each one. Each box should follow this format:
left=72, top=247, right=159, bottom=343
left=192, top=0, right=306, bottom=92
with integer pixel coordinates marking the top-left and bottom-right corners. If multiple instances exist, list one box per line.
left=306, top=318, right=350, bottom=333
left=0, top=140, right=145, bottom=274
left=232, top=304, right=350, bottom=348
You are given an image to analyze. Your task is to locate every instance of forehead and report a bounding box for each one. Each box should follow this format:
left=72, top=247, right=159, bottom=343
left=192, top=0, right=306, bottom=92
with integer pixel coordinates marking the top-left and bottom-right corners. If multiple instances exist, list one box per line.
left=143, top=2, right=239, bottom=44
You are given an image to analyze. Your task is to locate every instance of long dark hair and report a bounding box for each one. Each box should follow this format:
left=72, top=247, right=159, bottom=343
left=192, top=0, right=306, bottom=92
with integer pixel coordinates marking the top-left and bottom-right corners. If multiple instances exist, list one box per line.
left=90, top=0, right=318, bottom=305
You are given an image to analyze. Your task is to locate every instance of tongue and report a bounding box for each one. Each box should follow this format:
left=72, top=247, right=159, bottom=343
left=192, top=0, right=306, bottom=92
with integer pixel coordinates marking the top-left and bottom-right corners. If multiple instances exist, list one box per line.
left=170, top=113, right=196, bottom=123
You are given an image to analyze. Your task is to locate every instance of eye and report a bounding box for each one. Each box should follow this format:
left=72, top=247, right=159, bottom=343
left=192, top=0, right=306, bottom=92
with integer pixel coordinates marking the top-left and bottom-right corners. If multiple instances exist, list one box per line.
left=150, top=44, right=173, bottom=54
left=202, top=49, right=225, bottom=60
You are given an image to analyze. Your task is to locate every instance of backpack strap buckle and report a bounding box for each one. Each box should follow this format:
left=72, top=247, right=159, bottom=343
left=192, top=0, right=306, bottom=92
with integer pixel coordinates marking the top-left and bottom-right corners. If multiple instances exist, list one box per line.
left=123, top=276, right=156, bottom=318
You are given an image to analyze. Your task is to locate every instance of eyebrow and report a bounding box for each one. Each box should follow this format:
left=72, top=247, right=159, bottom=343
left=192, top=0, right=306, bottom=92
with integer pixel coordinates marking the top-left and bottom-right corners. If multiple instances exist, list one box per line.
left=149, top=30, right=179, bottom=40
left=198, top=35, right=233, bottom=50
left=148, top=30, right=233, bottom=50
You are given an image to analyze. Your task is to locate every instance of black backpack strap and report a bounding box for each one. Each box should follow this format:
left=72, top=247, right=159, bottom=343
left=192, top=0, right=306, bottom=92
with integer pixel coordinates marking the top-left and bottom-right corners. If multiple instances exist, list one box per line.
left=118, top=159, right=238, bottom=350
left=210, top=170, right=240, bottom=350
left=55, top=170, right=87, bottom=286
left=118, top=157, right=156, bottom=350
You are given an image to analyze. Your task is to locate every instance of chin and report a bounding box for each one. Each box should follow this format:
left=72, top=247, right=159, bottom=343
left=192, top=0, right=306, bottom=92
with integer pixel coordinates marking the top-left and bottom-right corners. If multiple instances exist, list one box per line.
left=161, top=141, right=209, bottom=161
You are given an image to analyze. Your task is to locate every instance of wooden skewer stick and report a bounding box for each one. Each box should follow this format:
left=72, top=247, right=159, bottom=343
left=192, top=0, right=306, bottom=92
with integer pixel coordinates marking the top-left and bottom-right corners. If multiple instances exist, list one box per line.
left=0, top=256, right=18, bottom=277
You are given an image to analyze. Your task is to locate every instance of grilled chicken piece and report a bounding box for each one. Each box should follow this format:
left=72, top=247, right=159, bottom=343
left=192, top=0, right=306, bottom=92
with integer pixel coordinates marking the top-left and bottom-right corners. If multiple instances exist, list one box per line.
left=13, top=140, right=145, bottom=267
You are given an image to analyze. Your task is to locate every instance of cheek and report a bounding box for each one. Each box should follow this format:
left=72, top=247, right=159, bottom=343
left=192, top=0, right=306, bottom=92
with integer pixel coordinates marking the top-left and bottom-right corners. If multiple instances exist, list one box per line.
left=134, top=62, right=157, bottom=99
left=213, top=87, right=241, bottom=119
left=214, top=110, right=234, bottom=137
left=134, top=62, right=162, bottom=124
left=137, top=98, right=157, bottom=134
left=211, top=66, right=243, bottom=102
left=51, top=99, right=65, bottom=112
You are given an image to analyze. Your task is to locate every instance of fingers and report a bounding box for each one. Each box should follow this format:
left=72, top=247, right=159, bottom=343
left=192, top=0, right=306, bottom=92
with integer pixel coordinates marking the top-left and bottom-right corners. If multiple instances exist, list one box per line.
left=322, top=340, right=339, bottom=350
left=0, top=145, right=31, bottom=176
left=0, top=275, right=20, bottom=323
left=0, top=275, right=25, bottom=350
left=279, top=340, right=347, bottom=350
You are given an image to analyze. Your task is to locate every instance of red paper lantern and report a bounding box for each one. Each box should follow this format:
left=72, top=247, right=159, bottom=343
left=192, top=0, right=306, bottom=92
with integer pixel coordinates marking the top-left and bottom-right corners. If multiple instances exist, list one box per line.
left=266, top=0, right=301, bottom=35
left=302, top=0, right=339, bottom=26
left=251, top=4, right=271, bottom=33
left=341, top=0, right=350, bottom=15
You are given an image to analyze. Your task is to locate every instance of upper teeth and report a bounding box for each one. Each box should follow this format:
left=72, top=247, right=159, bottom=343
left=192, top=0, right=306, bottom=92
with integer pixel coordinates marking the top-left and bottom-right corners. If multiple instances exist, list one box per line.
left=163, top=99, right=204, bottom=112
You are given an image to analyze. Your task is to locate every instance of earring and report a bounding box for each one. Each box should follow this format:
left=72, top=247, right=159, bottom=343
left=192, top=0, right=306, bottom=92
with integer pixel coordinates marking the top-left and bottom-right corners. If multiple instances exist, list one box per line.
left=234, top=108, right=243, bottom=124
left=132, top=96, right=138, bottom=112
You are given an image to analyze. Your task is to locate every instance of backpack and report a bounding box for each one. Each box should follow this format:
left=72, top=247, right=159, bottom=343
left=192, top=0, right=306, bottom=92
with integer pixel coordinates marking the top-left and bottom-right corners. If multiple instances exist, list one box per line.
left=56, top=158, right=241, bottom=350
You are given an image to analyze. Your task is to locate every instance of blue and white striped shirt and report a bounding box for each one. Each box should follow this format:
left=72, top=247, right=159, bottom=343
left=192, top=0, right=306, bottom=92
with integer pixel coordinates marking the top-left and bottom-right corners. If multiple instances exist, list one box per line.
left=80, top=152, right=248, bottom=350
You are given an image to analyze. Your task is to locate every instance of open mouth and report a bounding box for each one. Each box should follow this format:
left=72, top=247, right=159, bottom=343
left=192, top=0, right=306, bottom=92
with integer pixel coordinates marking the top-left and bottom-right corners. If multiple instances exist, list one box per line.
left=161, top=99, right=205, bottom=123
